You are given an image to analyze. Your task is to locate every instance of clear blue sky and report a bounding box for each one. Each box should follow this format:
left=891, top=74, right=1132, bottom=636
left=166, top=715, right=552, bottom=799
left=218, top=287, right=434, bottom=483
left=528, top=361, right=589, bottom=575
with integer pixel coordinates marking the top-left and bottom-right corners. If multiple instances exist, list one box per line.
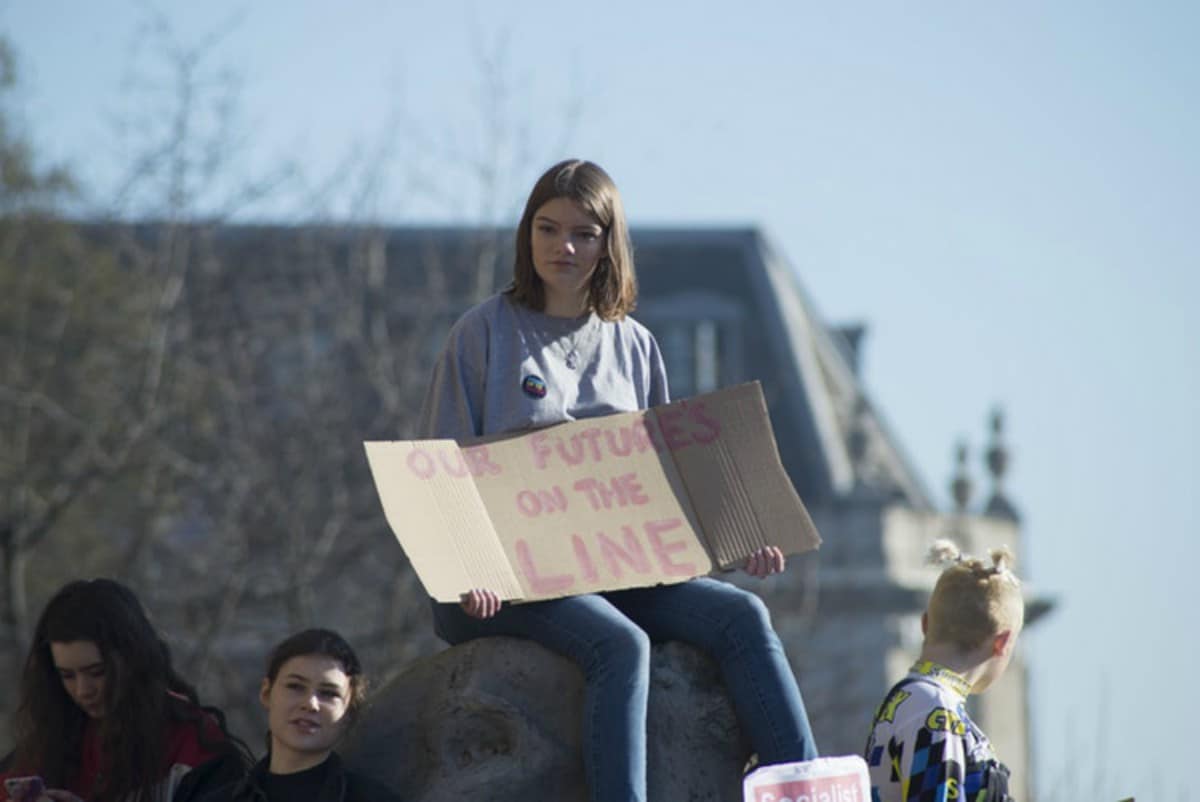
left=5, top=2, right=1196, bottom=798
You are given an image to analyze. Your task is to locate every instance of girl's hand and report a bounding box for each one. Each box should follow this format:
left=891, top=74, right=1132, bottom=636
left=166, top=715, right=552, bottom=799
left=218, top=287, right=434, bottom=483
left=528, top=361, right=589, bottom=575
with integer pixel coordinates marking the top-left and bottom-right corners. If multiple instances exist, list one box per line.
left=460, top=588, right=502, bottom=619
left=744, top=546, right=785, bottom=578
left=42, top=790, right=85, bottom=802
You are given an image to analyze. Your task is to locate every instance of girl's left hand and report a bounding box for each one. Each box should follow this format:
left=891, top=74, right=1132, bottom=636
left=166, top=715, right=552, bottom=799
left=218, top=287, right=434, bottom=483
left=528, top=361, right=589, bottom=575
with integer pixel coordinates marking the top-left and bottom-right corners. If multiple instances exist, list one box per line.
left=744, top=546, right=785, bottom=578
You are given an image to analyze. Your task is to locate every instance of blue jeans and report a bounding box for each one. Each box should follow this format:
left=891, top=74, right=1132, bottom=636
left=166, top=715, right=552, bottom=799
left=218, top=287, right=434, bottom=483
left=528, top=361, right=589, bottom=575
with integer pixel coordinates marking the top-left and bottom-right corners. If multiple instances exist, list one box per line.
left=432, top=577, right=817, bottom=802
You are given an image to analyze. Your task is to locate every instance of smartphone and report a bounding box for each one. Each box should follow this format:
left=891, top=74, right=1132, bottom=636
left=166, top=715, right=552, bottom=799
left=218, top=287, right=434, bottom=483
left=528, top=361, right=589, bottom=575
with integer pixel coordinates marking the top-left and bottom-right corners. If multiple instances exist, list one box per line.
left=3, top=776, right=45, bottom=802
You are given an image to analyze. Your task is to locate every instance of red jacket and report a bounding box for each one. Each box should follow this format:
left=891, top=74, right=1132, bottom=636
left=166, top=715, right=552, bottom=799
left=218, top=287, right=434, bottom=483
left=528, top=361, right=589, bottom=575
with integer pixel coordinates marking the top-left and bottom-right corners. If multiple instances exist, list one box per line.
left=2, top=700, right=227, bottom=802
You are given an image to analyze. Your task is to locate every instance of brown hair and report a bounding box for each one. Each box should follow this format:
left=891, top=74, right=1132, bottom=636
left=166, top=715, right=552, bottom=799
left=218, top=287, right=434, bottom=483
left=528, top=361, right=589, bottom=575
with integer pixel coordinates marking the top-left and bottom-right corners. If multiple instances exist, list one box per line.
left=507, top=159, right=637, bottom=320
left=925, top=539, right=1024, bottom=652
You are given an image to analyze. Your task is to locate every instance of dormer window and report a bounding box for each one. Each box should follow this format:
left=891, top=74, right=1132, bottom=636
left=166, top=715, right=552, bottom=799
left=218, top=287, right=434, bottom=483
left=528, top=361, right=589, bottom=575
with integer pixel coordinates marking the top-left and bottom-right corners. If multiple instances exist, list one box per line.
left=639, top=292, right=744, bottom=399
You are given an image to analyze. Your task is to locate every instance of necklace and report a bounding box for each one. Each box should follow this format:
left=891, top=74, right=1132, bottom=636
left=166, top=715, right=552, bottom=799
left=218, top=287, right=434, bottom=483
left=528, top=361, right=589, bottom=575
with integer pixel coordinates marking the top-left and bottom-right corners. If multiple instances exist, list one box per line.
left=517, top=302, right=600, bottom=371
left=562, top=319, right=597, bottom=369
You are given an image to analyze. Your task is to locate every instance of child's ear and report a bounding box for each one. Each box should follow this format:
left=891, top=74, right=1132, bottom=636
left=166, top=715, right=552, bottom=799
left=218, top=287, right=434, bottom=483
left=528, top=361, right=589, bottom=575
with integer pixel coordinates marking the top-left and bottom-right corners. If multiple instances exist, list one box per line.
left=259, top=678, right=271, bottom=709
left=992, top=629, right=1015, bottom=657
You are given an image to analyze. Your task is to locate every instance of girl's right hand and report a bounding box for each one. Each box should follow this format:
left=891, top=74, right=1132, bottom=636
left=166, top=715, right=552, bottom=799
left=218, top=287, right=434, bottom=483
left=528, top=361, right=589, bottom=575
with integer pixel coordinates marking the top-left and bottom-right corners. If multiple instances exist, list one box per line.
left=42, top=790, right=85, bottom=802
left=460, top=588, right=502, bottom=619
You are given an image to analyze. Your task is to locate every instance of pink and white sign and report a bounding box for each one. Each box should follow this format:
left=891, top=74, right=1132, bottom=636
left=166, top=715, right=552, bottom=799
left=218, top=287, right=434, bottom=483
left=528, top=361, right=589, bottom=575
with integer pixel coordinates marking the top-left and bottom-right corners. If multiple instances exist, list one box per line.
left=743, top=756, right=871, bottom=802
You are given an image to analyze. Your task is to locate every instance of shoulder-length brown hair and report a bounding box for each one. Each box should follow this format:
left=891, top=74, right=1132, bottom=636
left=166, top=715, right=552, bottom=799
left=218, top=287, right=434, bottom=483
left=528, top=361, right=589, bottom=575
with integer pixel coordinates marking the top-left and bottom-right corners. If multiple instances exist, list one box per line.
left=507, top=159, right=637, bottom=320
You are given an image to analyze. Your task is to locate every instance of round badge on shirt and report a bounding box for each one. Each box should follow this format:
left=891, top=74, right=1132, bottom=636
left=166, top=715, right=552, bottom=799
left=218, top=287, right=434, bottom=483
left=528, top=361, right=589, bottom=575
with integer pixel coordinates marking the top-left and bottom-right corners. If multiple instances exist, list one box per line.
left=522, top=374, right=548, bottom=399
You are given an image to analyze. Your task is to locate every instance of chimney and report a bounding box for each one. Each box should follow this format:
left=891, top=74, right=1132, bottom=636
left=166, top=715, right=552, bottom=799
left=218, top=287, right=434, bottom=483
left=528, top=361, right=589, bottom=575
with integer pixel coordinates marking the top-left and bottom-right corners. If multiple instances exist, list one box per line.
left=833, top=323, right=867, bottom=376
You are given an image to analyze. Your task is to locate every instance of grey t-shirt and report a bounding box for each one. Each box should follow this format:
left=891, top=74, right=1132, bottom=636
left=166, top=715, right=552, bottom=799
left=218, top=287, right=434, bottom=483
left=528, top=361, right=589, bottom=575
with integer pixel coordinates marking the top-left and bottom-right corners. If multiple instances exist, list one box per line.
left=418, top=293, right=670, bottom=440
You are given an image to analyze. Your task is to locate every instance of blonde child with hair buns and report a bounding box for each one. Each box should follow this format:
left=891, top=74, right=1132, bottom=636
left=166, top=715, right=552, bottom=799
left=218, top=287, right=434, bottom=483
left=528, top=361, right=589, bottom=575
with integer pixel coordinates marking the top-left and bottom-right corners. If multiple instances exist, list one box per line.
left=863, top=540, right=1024, bottom=802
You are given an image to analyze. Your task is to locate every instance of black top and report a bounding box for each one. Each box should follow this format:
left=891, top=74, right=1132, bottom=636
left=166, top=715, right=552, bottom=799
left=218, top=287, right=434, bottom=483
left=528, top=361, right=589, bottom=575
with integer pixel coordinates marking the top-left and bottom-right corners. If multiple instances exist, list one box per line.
left=173, top=752, right=403, bottom=802
left=259, top=758, right=331, bottom=802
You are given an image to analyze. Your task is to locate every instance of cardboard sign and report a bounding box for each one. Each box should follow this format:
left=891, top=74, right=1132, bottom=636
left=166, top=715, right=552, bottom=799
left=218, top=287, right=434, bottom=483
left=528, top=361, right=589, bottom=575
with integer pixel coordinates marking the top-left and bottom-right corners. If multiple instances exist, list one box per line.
left=743, top=756, right=871, bottom=802
left=364, top=382, right=821, bottom=602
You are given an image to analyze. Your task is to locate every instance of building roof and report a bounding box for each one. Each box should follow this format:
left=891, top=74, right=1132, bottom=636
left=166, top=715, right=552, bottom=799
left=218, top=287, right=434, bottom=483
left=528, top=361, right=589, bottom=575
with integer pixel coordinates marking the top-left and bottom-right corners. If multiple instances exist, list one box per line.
left=631, top=226, right=934, bottom=511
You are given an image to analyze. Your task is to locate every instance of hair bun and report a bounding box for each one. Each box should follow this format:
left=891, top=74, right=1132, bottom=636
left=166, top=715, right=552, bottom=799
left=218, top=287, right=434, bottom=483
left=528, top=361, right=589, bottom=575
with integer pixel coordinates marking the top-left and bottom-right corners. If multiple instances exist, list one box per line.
left=989, top=545, right=1015, bottom=573
left=927, top=539, right=962, bottom=567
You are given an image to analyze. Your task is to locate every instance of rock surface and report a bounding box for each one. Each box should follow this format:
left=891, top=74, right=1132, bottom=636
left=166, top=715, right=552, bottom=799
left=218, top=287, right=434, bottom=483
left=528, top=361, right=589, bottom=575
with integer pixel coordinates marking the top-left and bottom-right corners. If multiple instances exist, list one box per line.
left=342, top=637, right=751, bottom=801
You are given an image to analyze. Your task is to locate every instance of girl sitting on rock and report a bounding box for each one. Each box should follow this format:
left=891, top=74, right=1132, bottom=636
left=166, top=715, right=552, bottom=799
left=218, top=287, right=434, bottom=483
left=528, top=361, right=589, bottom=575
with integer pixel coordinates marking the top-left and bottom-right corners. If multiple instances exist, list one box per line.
left=418, top=158, right=818, bottom=802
